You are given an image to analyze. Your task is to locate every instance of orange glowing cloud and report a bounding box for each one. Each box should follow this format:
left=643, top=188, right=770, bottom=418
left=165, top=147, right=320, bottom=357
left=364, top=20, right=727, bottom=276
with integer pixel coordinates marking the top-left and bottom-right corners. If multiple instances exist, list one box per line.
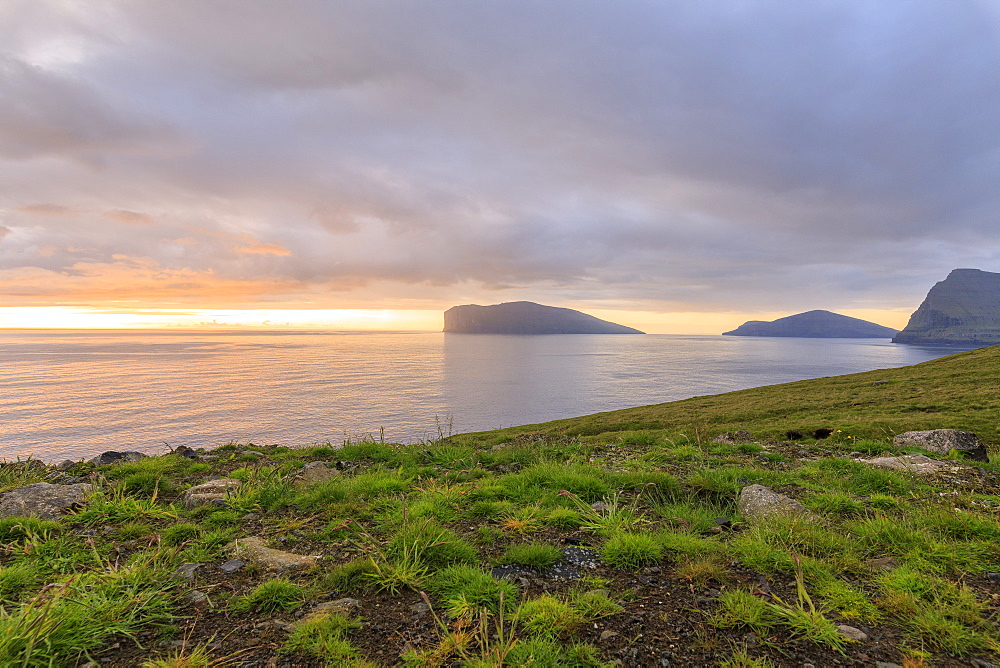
left=237, top=241, right=293, bottom=257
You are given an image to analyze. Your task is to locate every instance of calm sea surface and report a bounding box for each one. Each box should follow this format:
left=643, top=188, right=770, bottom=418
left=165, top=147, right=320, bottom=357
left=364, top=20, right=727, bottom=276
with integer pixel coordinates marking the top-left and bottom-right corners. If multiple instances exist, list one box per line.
left=0, top=330, right=970, bottom=462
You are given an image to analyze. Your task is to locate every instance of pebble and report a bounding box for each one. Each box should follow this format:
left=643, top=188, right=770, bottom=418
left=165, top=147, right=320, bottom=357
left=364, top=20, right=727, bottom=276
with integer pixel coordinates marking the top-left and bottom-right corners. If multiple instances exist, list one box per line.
left=987, top=573, right=1000, bottom=585
left=600, top=630, right=619, bottom=641
left=220, top=559, right=245, bottom=574
left=173, top=562, right=203, bottom=581
left=836, top=624, right=867, bottom=641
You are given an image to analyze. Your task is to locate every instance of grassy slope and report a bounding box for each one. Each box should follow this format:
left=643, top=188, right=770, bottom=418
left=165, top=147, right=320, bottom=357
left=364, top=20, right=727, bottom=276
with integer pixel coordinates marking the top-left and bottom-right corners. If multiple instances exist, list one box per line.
left=463, top=344, right=1000, bottom=445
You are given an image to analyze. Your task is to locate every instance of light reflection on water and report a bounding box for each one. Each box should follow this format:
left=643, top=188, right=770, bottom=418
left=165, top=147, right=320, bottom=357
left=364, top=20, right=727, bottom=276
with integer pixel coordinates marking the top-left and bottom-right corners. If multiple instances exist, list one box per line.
left=0, top=330, right=969, bottom=461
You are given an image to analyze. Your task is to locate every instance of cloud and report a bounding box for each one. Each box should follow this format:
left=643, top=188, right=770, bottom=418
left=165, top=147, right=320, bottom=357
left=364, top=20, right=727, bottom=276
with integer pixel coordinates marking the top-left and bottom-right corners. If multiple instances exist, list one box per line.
left=1, top=1, right=999, bottom=318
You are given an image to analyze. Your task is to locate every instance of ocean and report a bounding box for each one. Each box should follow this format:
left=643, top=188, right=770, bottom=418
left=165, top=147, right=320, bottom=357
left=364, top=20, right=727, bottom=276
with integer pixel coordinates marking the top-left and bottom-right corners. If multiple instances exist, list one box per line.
left=0, top=330, right=969, bottom=462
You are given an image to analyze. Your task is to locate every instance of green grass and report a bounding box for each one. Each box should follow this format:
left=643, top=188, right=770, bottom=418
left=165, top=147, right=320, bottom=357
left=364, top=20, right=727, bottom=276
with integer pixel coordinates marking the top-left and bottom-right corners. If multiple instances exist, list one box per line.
left=500, top=542, right=563, bottom=569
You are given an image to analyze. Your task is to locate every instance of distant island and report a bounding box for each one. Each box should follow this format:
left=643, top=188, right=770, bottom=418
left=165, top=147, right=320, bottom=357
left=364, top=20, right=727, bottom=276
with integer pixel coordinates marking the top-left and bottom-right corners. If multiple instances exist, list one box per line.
left=893, top=268, right=1000, bottom=345
left=723, top=309, right=898, bottom=338
left=443, top=301, right=644, bottom=334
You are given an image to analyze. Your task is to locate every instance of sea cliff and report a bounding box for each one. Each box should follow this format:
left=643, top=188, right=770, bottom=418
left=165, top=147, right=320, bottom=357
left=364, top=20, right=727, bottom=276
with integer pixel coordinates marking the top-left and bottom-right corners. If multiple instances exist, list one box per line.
left=893, top=268, right=1000, bottom=345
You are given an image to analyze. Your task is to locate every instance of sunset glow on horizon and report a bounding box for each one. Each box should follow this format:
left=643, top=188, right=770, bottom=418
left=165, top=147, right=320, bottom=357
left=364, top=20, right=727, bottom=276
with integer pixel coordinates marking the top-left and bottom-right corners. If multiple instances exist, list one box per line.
left=2, top=3, right=997, bottom=333
left=0, top=305, right=912, bottom=335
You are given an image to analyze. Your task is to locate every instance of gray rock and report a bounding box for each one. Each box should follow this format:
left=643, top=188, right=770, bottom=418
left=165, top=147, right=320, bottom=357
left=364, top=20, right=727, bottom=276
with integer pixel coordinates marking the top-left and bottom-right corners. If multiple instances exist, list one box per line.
left=88, top=451, right=148, bottom=466
left=56, top=460, right=76, bottom=471
left=737, top=484, right=816, bottom=522
left=858, top=454, right=961, bottom=474
left=876, top=663, right=903, bottom=668
left=0, top=482, right=92, bottom=520
left=219, top=559, right=245, bottom=574
left=713, top=430, right=754, bottom=444
left=892, top=429, right=988, bottom=462
left=295, top=461, right=339, bottom=487
left=837, top=624, right=867, bottom=641
left=227, top=536, right=321, bottom=572
left=181, top=478, right=242, bottom=508
left=185, top=589, right=210, bottom=607
left=173, top=562, right=203, bottom=581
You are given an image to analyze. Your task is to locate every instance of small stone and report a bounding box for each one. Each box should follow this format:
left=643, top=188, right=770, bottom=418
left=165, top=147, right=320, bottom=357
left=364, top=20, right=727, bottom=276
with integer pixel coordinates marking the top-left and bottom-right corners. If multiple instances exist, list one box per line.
left=56, top=460, right=76, bottom=471
left=409, top=602, right=430, bottom=618
left=173, top=562, right=203, bottom=581
left=296, top=461, right=340, bottom=486
left=737, top=484, right=817, bottom=522
left=875, top=663, right=903, bottom=668
left=590, top=502, right=609, bottom=513
left=181, top=478, right=242, bottom=508
left=715, top=517, right=732, bottom=529
left=227, top=536, right=321, bottom=572
left=185, top=590, right=210, bottom=607
left=872, top=379, right=890, bottom=386
left=600, top=630, right=619, bottom=641
left=220, top=559, right=245, bottom=574
left=88, top=451, right=147, bottom=466
left=836, top=624, right=867, bottom=641
left=987, top=573, right=1000, bottom=585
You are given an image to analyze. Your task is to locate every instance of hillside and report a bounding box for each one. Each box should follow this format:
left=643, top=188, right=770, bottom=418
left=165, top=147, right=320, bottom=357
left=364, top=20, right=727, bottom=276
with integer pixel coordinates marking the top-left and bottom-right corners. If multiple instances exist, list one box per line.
left=722, top=310, right=897, bottom=338
left=469, top=344, right=1000, bottom=443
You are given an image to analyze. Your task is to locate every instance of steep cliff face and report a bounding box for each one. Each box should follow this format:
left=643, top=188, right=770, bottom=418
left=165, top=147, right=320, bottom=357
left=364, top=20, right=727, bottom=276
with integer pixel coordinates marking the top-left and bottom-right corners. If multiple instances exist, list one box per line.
left=443, top=302, right=643, bottom=334
left=723, top=310, right=897, bottom=338
left=893, top=269, right=1000, bottom=345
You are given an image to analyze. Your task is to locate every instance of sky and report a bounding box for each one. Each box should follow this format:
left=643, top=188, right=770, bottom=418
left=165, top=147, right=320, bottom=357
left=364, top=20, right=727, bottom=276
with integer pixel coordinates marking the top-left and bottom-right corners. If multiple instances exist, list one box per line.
left=2, top=1, right=999, bottom=333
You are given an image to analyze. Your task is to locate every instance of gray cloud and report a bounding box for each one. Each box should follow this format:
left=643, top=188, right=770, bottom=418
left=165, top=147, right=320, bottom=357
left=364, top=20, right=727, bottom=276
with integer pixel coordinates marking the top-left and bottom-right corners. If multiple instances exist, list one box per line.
left=1, top=0, right=999, bottom=315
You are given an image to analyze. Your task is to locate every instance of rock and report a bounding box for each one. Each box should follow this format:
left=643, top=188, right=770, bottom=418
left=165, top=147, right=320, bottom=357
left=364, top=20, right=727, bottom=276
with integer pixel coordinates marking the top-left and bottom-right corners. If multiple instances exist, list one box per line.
left=867, top=557, right=899, bottom=572
left=185, top=590, right=210, bottom=607
left=295, top=461, right=339, bottom=487
left=713, top=430, right=754, bottom=444
left=56, top=460, right=76, bottom=471
left=987, top=573, right=1000, bottom=585
left=240, top=450, right=265, bottom=458
left=590, top=502, right=610, bottom=513
left=837, top=624, right=867, bottom=641
left=443, top=301, right=644, bottom=335
left=737, top=485, right=816, bottom=522
left=876, top=663, right=903, bottom=668
left=171, top=446, right=200, bottom=459
left=723, top=310, right=897, bottom=338
left=309, top=597, right=361, bottom=617
left=181, top=478, right=242, bottom=508
left=893, top=268, right=1000, bottom=345
left=872, top=379, right=890, bottom=386
left=219, top=559, right=245, bottom=574
left=227, top=536, right=320, bottom=572
left=858, top=454, right=962, bottom=474
left=892, top=429, right=988, bottom=462
left=600, top=630, right=619, bottom=641
left=0, top=482, right=92, bottom=520
left=88, top=451, right=147, bottom=466
left=409, top=602, right=430, bottom=619
left=173, top=562, right=203, bottom=581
